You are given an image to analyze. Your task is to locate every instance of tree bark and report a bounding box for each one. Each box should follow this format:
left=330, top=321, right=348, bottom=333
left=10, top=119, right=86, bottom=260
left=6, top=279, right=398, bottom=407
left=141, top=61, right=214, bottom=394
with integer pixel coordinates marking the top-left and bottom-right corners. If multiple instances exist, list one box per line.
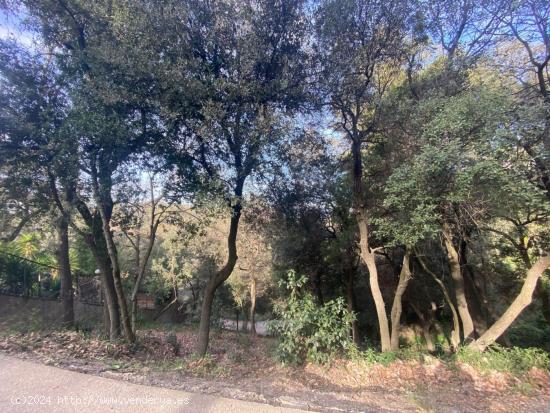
left=94, top=249, right=120, bottom=340
left=84, top=222, right=120, bottom=341
left=196, top=201, right=242, bottom=356
left=249, top=278, right=257, bottom=335
left=351, top=135, right=391, bottom=351
left=442, top=225, right=475, bottom=341
left=518, top=241, right=550, bottom=323
left=357, top=211, right=391, bottom=351
left=390, top=248, right=412, bottom=351
left=92, top=163, right=134, bottom=343
left=56, top=216, right=74, bottom=327
left=469, top=254, right=550, bottom=352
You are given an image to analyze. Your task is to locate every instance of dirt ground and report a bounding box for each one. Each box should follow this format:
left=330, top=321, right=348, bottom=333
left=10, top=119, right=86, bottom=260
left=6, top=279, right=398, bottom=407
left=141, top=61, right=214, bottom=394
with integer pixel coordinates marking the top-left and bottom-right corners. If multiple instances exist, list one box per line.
left=0, top=326, right=548, bottom=413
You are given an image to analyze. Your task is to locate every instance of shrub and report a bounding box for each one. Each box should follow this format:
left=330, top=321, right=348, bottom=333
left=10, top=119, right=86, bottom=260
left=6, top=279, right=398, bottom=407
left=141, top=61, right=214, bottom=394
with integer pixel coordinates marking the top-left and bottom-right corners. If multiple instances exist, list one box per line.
left=455, top=345, right=550, bottom=374
left=508, top=321, right=550, bottom=351
left=270, top=271, right=356, bottom=365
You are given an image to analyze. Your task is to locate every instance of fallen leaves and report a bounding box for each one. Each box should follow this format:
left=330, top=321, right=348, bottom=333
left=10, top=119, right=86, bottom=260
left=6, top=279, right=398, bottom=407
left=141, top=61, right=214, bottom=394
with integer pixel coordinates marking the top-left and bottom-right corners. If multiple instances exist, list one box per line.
left=0, top=328, right=548, bottom=413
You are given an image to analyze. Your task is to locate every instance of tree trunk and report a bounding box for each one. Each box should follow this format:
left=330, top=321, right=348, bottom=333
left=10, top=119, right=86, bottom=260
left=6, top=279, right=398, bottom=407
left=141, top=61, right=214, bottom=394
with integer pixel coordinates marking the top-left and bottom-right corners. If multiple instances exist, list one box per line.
left=111, top=266, right=135, bottom=342
left=196, top=203, right=242, bottom=356
left=56, top=216, right=74, bottom=327
left=416, top=252, right=461, bottom=350
left=460, top=239, right=488, bottom=335
left=197, top=281, right=217, bottom=352
left=351, top=131, right=390, bottom=351
left=99, top=228, right=133, bottom=342
left=390, top=248, right=412, bottom=351
left=469, top=254, right=550, bottom=352
left=410, top=301, right=436, bottom=352
left=92, top=167, right=134, bottom=343
left=442, top=225, right=475, bottom=342
left=97, top=255, right=120, bottom=340
left=358, top=210, right=391, bottom=351
left=87, top=232, right=120, bottom=340
left=520, top=245, right=550, bottom=323
left=130, top=226, right=158, bottom=333
left=249, top=279, right=257, bottom=335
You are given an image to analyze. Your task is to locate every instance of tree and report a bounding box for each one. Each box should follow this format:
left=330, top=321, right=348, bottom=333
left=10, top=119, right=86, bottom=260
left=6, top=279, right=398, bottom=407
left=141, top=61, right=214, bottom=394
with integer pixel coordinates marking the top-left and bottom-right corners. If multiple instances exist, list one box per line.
left=0, top=38, right=75, bottom=325
left=469, top=254, right=550, bottom=351
left=115, top=171, right=176, bottom=332
left=156, top=0, right=310, bottom=356
left=315, top=0, right=419, bottom=351
left=378, top=58, right=550, bottom=346
left=16, top=0, right=166, bottom=341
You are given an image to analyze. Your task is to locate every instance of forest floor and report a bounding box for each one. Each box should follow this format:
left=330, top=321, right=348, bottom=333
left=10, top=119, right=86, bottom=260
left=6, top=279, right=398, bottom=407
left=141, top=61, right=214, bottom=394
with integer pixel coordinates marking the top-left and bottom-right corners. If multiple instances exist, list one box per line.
left=0, top=324, right=549, bottom=413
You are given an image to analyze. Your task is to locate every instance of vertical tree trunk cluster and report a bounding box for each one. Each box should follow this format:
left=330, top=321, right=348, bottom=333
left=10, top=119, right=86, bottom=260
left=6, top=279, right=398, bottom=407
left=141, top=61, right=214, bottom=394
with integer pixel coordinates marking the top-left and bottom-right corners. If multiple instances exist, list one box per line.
left=351, top=132, right=392, bottom=351
left=89, top=237, right=120, bottom=340
left=91, top=159, right=135, bottom=343
left=442, top=225, right=475, bottom=342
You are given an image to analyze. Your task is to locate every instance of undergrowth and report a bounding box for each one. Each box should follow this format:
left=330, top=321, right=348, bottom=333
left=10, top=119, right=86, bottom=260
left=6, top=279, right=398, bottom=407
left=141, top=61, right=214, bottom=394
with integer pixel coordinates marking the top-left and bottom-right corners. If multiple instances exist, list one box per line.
left=453, top=345, right=550, bottom=374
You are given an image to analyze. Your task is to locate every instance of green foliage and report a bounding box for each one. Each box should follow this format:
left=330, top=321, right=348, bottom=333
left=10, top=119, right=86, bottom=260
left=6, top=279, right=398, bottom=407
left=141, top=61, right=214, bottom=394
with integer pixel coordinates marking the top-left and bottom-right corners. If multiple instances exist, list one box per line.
left=358, top=348, right=400, bottom=366
left=508, top=321, right=550, bottom=352
left=455, top=345, right=550, bottom=374
left=270, top=271, right=356, bottom=365
left=0, top=252, right=40, bottom=294
left=70, top=235, right=96, bottom=275
left=354, top=347, right=426, bottom=366
left=0, top=235, right=56, bottom=295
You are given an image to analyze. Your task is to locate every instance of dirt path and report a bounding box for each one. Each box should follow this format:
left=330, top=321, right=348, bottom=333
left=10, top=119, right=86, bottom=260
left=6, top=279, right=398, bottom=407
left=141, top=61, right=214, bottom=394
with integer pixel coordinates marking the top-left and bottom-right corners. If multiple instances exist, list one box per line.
left=0, top=354, right=308, bottom=413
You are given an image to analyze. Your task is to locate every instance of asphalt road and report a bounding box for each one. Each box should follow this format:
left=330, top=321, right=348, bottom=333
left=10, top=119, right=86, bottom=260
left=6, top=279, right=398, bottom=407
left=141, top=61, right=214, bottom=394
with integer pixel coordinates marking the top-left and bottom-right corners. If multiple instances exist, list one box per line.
left=0, top=354, right=308, bottom=413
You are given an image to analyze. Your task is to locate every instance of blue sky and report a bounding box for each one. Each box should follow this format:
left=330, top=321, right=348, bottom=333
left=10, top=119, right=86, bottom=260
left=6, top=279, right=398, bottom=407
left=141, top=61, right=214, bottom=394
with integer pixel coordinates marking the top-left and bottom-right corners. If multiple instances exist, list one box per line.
left=0, top=8, right=35, bottom=48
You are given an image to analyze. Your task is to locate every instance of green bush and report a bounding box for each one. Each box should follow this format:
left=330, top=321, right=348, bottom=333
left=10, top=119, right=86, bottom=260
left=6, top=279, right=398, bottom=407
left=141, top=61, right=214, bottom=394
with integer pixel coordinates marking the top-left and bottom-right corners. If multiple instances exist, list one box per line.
left=455, top=345, right=550, bottom=374
left=270, top=271, right=356, bottom=365
left=508, top=321, right=550, bottom=351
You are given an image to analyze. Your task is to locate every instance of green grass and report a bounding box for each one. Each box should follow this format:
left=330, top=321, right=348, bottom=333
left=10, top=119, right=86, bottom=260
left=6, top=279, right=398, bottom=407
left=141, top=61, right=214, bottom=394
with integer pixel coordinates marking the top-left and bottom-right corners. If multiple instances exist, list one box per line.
left=349, top=347, right=425, bottom=366
left=453, top=345, right=550, bottom=375
left=349, top=344, right=550, bottom=375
